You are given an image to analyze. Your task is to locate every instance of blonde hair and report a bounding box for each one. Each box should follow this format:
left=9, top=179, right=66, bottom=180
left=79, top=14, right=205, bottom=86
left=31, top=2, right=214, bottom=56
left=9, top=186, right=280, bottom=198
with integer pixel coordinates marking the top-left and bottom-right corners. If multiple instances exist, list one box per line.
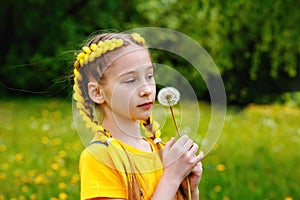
left=73, top=32, right=185, bottom=199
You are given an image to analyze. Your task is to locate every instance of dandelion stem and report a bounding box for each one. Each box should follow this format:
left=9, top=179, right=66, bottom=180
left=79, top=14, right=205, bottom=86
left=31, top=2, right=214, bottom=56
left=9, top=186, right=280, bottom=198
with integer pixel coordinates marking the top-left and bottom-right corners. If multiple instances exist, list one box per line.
left=187, top=178, right=191, bottom=200
left=169, top=106, right=191, bottom=200
left=169, top=106, right=180, bottom=137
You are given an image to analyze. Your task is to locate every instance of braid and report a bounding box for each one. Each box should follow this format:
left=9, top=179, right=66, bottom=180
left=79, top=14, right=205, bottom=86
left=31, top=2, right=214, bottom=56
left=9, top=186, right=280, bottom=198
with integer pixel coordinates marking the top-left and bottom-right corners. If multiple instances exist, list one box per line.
left=73, top=33, right=147, bottom=200
left=141, top=114, right=165, bottom=151
left=73, top=67, right=109, bottom=140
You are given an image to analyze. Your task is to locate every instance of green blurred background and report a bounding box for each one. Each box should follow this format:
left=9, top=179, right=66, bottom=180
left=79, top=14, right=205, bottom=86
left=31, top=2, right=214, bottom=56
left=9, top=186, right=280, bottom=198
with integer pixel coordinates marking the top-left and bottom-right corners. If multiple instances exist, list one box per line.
left=0, top=0, right=299, bottom=105
left=1, top=0, right=300, bottom=199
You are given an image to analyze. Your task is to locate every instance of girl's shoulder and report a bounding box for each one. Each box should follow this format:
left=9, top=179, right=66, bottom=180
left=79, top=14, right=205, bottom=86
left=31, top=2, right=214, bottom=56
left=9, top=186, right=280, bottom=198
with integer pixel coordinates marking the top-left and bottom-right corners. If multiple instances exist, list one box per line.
left=79, top=140, right=114, bottom=169
left=80, top=140, right=110, bottom=159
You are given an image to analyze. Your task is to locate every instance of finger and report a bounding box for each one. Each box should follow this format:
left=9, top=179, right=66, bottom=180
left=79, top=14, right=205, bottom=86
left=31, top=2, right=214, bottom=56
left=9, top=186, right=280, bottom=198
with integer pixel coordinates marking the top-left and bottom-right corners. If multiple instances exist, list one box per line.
left=192, top=164, right=203, bottom=177
left=176, top=135, right=190, bottom=146
left=188, top=143, right=199, bottom=155
left=194, top=151, right=205, bottom=163
left=164, top=137, right=175, bottom=151
left=175, top=135, right=192, bottom=151
left=198, top=151, right=204, bottom=160
left=192, top=162, right=202, bottom=172
left=182, top=138, right=194, bottom=151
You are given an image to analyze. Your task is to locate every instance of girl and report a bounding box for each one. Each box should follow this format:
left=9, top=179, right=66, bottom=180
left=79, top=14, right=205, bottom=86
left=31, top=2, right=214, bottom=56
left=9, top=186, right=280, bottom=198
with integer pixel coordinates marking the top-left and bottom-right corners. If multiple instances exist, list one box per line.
left=73, top=32, right=204, bottom=200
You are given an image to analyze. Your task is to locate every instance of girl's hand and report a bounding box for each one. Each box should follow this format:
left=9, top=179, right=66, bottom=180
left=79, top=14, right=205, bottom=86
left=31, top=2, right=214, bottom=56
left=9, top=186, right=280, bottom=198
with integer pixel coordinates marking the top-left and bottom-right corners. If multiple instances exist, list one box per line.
left=151, top=136, right=203, bottom=200
left=162, top=136, right=203, bottom=183
left=181, top=151, right=204, bottom=198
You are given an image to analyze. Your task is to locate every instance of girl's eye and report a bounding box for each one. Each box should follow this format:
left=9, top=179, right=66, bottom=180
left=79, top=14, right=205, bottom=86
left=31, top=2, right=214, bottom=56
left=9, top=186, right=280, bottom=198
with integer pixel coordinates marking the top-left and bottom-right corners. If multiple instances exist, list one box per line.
left=147, top=74, right=154, bottom=80
left=125, top=78, right=136, bottom=84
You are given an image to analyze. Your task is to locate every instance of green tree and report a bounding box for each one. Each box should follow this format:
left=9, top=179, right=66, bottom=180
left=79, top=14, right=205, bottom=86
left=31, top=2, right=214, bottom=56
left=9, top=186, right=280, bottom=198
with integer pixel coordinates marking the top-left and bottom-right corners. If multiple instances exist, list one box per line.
left=0, top=0, right=137, bottom=96
left=134, top=0, right=300, bottom=104
left=1, top=0, right=299, bottom=105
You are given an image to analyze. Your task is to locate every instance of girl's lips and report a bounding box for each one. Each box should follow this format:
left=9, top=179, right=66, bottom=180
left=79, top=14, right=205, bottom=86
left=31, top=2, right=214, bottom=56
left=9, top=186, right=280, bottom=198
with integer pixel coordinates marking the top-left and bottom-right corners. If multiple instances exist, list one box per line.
left=138, top=102, right=153, bottom=109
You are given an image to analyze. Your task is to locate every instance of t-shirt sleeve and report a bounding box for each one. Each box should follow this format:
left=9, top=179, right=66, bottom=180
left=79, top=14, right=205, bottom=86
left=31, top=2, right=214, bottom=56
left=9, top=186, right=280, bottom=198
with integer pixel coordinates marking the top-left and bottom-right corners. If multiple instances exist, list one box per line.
left=79, top=144, right=127, bottom=200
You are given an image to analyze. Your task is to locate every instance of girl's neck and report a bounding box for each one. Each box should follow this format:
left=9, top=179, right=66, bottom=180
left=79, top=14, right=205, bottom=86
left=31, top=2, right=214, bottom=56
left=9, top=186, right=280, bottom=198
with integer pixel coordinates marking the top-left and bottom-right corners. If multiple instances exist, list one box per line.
left=102, top=117, right=141, bottom=139
left=102, top=115, right=152, bottom=152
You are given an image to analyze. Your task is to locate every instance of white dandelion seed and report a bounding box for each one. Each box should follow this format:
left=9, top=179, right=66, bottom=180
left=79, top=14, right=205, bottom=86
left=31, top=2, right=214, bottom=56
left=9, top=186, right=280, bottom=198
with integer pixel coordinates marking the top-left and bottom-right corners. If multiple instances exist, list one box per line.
left=157, top=87, right=180, bottom=107
left=157, top=87, right=181, bottom=137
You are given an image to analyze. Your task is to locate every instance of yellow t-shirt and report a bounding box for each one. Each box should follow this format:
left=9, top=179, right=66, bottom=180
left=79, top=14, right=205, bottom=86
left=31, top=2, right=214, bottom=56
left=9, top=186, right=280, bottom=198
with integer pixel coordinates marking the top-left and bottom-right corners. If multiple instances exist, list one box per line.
left=79, top=138, right=164, bottom=200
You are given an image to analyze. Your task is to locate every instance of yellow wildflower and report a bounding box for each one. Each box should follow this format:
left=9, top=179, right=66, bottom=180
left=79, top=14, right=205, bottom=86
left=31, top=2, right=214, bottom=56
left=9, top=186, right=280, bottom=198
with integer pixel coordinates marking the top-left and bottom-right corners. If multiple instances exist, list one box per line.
left=41, top=136, right=49, bottom=144
left=18, top=195, right=26, bottom=200
left=0, top=172, right=7, bottom=180
left=15, top=153, right=24, bottom=161
left=214, top=185, right=222, bottom=192
left=42, top=109, right=49, bottom=117
left=58, top=150, right=67, bottom=158
left=21, top=186, right=28, bottom=192
left=34, top=173, right=46, bottom=184
left=284, top=197, right=293, bottom=200
left=46, top=170, right=54, bottom=177
left=27, top=170, right=37, bottom=177
left=29, top=194, right=37, bottom=200
left=59, top=169, right=68, bottom=177
left=58, top=192, right=68, bottom=200
left=51, top=163, right=60, bottom=170
left=216, top=164, right=226, bottom=172
left=0, top=144, right=7, bottom=152
left=2, top=163, right=9, bottom=170
left=58, top=182, right=66, bottom=189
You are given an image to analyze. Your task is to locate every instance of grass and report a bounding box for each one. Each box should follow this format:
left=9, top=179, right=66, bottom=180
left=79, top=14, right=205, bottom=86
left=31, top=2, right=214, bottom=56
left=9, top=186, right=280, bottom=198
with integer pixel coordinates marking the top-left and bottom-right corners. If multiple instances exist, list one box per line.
left=0, top=98, right=299, bottom=200
left=199, top=104, right=300, bottom=200
left=0, top=97, right=82, bottom=200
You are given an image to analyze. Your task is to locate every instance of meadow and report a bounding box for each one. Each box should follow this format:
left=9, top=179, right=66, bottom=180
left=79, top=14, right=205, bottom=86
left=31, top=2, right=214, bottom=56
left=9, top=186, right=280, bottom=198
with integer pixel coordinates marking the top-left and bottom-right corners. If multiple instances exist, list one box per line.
left=0, top=98, right=299, bottom=200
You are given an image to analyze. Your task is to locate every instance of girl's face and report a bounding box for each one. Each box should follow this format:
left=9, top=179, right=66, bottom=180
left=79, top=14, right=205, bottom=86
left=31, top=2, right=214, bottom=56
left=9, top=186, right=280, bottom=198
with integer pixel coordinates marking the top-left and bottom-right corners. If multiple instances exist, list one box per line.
left=100, top=49, right=156, bottom=121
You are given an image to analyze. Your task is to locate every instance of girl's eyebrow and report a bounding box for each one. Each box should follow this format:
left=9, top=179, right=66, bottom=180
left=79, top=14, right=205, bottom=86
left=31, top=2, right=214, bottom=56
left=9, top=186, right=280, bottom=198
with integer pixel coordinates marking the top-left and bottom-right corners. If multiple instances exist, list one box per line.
left=118, top=65, right=154, bottom=78
left=119, top=71, right=136, bottom=78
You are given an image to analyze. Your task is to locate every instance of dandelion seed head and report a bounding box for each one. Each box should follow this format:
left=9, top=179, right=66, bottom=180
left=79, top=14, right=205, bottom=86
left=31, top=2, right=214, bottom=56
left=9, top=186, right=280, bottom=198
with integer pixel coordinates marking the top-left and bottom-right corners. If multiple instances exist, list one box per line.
left=157, top=87, right=180, bottom=106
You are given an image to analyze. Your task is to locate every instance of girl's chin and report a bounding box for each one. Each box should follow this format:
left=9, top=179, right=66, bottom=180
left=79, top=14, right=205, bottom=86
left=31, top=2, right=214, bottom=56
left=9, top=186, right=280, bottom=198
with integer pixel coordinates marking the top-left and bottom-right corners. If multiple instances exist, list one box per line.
left=131, top=113, right=151, bottom=121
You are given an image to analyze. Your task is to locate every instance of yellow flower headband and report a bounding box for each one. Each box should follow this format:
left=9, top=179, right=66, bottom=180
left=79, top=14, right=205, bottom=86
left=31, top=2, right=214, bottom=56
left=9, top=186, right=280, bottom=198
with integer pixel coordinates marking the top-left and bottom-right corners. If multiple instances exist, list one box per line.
left=131, top=33, right=145, bottom=44
left=76, top=33, right=145, bottom=68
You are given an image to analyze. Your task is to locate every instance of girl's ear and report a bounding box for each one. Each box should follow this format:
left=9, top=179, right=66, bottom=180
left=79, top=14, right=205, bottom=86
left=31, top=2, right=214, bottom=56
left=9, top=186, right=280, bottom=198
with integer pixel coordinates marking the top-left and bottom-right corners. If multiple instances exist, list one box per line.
left=88, top=82, right=105, bottom=104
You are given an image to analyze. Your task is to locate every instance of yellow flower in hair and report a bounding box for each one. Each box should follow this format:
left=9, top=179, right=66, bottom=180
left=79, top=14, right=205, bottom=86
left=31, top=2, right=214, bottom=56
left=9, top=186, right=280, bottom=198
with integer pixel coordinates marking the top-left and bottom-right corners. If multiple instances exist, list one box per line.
left=131, top=33, right=145, bottom=44
left=95, top=48, right=102, bottom=57
left=82, top=46, right=91, bottom=54
left=90, top=44, right=98, bottom=51
left=104, top=40, right=112, bottom=45
left=109, top=42, right=116, bottom=50
left=77, top=52, right=85, bottom=60
left=79, top=59, right=84, bottom=67
left=73, top=69, right=82, bottom=81
left=83, top=54, right=89, bottom=65
left=97, top=41, right=104, bottom=46
left=89, top=52, right=96, bottom=62
left=102, top=44, right=109, bottom=53
left=117, top=39, right=124, bottom=46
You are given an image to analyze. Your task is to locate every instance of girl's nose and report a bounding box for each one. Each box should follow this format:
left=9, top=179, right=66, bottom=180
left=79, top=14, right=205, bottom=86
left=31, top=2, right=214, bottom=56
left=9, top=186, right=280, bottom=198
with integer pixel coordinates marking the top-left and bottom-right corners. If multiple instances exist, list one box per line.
left=139, top=84, right=152, bottom=97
